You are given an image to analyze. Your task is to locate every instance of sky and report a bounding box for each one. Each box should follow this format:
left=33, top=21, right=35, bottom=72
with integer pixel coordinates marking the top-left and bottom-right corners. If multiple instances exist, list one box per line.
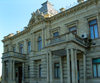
left=0, top=0, right=79, bottom=76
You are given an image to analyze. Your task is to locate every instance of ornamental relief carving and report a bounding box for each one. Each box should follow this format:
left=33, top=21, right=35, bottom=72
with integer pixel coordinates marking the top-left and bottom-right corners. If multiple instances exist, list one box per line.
left=28, top=9, right=45, bottom=26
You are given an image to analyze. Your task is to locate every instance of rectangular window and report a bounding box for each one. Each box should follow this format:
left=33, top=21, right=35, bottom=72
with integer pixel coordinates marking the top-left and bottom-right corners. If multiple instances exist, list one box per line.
left=27, top=41, right=31, bottom=53
left=39, top=64, right=42, bottom=77
left=19, top=44, right=24, bottom=54
left=53, top=32, right=59, bottom=37
left=89, top=19, right=99, bottom=39
left=92, top=58, right=100, bottom=78
left=54, top=63, right=60, bottom=78
left=69, top=26, right=77, bottom=34
left=13, top=47, right=16, bottom=52
left=38, top=37, right=42, bottom=51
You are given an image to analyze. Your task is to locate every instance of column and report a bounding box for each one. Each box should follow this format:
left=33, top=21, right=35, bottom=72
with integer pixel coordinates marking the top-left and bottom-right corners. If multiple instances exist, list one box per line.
left=83, top=54, right=86, bottom=83
left=66, top=48, right=70, bottom=83
left=2, top=61, right=5, bottom=83
left=75, top=50, right=78, bottom=83
left=30, top=33, right=34, bottom=55
left=13, top=61, right=15, bottom=83
left=71, top=49, right=76, bottom=83
left=49, top=51, right=53, bottom=83
left=22, top=63, right=25, bottom=83
left=47, top=52, right=49, bottom=83
left=60, top=57, right=63, bottom=83
left=8, top=60, right=13, bottom=83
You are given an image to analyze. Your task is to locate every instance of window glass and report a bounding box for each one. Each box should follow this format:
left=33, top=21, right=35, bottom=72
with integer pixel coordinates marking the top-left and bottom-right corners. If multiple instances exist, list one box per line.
left=93, top=59, right=100, bottom=63
left=19, top=44, right=24, bottom=54
left=94, top=25, right=99, bottom=38
left=89, top=19, right=97, bottom=25
left=69, top=26, right=77, bottom=34
left=93, top=64, right=97, bottom=77
left=53, top=32, right=59, bottom=37
left=13, top=47, right=16, bottom=52
left=54, top=63, right=60, bottom=78
left=28, top=41, right=31, bottom=53
left=93, top=58, right=100, bottom=78
left=97, top=64, right=100, bottom=77
left=89, top=19, right=99, bottom=39
left=90, top=26, right=94, bottom=39
left=38, top=37, right=42, bottom=51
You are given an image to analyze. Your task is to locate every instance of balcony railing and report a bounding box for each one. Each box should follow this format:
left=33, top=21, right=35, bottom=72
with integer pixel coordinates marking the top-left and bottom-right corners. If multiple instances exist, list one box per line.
left=47, top=32, right=86, bottom=46
left=3, top=51, right=26, bottom=59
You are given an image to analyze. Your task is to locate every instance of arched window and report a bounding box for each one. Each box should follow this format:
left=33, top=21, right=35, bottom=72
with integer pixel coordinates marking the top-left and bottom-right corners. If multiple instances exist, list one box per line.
left=38, top=36, right=42, bottom=51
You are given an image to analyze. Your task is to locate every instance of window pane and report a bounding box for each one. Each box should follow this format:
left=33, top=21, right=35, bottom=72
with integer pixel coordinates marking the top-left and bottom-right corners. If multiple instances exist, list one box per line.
left=38, top=37, right=42, bottom=51
left=94, top=25, right=99, bottom=38
left=54, top=63, right=60, bottom=78
left=69, top=27, right=76, bottom=31
left=93, top=58, right=100, bottom=63
left=20, top=44, right=23, bottom=54
left=90, top=26, right=94, bottom=39
left=97, top=64, right=100, bottom=77
left=89, top=19, right=97, bottom=25
left=69, top=26, right=77, bottom=34
left=13, top=47, right=16, bottom=52
left=93, top=64, right=97, bottom=77
left=53, top=32, right=59, bottom=37
left=28, top=41, right=31, bottom=53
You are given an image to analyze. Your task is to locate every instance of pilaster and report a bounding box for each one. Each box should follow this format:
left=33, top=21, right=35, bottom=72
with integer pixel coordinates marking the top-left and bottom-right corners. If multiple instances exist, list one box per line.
left=2, top=61, right=5, bottom=83
left=49, top=51, right=53, bottom=83
left=13, top=61, right=15, bottom=83
left=83, top=54, right=86, bottom=83
left=47, top=52, right=50, bottom=83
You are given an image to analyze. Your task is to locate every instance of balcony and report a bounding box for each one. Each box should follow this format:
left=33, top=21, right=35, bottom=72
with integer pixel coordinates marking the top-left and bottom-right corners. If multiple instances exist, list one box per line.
left=2, top=51, right=26, bottom=59
left=47, top=32, right=86, bottom=47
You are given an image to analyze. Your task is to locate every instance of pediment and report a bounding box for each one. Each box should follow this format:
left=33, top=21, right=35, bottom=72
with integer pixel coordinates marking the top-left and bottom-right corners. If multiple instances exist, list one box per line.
left=28, top=10, right=45, bottom=26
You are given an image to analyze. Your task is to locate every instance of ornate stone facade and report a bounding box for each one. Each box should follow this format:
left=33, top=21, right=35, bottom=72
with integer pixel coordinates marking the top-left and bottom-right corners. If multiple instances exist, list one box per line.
left=2, top=0, right=100, bottom=83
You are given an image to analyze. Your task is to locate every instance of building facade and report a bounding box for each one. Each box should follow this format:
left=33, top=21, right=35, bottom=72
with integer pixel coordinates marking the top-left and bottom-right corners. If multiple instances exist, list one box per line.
left=1, top=0, right=100, bottom=83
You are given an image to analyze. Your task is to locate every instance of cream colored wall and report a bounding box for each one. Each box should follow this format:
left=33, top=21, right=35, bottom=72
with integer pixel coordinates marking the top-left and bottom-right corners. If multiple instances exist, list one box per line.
left=2, top=0, right=100, bottom=83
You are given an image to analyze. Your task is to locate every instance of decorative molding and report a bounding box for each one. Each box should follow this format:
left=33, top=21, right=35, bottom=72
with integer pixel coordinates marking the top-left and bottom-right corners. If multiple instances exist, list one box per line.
left=2, top=0, right=98, bottom=42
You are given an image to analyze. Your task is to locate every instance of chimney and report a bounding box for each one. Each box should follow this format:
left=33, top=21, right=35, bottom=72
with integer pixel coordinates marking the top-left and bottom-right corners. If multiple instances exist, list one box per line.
left=77, top=0, right=84, bottom=3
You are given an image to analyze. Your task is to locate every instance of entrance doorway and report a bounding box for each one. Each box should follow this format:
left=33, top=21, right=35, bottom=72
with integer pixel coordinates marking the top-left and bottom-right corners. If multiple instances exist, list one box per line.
left=16, top=64, right=22, bottom=83
left=77, top=60, right=80, bottom=83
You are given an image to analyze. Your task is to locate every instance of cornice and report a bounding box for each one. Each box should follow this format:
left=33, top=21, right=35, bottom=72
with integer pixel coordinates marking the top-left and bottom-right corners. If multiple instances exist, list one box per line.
left=49, top=0, right=98, bottom=22
left=2, top=0, right=98, bottom=42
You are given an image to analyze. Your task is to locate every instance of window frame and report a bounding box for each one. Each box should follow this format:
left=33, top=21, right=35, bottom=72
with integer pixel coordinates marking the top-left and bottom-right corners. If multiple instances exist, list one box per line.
left=19, top=43, right=24, bottom=54
left=69, top=26, right=77, bottom=34
left=53, top=32, right=59, bottom=37
left=13, top=46, right=16, bottom=52
left=92, top=58, right=100, bottom=78
left=27, top=41, right=31, bottom=53
left=37, top=36, right=42, bottom=51
left=54, top=63, right=60, bottom=79
left=89, top=19, right=99, bottom=39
